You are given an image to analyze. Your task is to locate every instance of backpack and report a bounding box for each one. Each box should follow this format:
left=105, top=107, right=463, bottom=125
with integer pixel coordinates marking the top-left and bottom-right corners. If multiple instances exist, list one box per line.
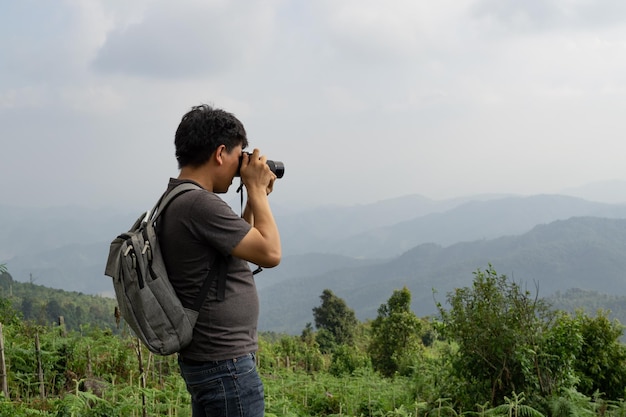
left=104, top=183, right=226, bottom=355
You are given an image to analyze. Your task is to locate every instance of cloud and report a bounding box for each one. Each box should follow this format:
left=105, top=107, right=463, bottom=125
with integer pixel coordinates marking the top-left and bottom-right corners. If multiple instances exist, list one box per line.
left=0, top=1, right=110, bottom=85
left=92, top=0, right=280, bottom=79
left=3, top=0, right=626, bottom=209
left=470, top=0, right=626, bottom=34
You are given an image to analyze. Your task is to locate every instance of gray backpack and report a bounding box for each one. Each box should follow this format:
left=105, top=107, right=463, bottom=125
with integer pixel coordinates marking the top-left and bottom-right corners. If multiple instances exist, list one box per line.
left=105, top=183, right=226, bottom=355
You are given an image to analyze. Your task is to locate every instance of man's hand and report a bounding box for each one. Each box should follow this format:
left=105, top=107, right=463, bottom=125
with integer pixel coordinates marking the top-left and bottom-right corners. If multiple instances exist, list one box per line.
left=234, top=148, right=281, bottom=267
left=240, top=149, right=276, bottom=196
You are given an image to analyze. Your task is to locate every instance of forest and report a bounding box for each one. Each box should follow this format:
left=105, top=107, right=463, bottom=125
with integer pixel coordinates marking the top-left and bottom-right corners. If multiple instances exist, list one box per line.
left=1, top=263, right=626, bottom=416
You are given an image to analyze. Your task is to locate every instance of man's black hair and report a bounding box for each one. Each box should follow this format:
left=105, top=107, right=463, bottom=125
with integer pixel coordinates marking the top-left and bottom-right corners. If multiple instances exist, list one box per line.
left=175, top=104, right=248, bottom=168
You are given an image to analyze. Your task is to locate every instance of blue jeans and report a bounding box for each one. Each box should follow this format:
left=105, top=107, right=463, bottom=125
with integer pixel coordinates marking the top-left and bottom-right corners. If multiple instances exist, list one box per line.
left=178, top=353, right=264, bottom=417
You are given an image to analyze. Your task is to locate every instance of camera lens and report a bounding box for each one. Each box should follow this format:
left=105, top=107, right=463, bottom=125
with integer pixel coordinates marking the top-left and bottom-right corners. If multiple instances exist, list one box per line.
left=236, top=153, right=285, bottom=179
left=267, top=160, right=285, bottom=178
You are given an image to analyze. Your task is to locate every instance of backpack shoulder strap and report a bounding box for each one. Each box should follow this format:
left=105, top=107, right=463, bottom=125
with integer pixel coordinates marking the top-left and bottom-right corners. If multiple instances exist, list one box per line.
left=150, top=182, right=202, bottom=224
left=153, top=182, right=229, bottom=305
left=191, top=255, right=228, bottom=307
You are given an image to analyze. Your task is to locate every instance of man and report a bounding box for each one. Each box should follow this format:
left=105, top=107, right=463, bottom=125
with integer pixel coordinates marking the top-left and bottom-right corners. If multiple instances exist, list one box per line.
left=158, top=104, right=281, bottom=417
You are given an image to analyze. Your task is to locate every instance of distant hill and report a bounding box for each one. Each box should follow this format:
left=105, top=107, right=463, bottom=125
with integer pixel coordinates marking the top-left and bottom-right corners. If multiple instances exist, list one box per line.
left=325, top=195, right=626, bottom=258
left=0, top=205, right=134, bottom=260
left=549, top=288, right=626, bottom=319
left=0, top=192, right=492, bottom=292
left=0, top=271, right=117, bottom=331
left=7, top=193, right=625, bottom=296
left=547, top=288, right=626, bottom=341
left=3, top=188, right=626, bottom=334
left=275, top=193, right=486, bottom=256
left=258, top=217, right=626, bottom=333
left=6, top=241, right=115, bottom=296
left=560, top=179, right=626, bottom=204
left=4, top=262, right=626, bottom=342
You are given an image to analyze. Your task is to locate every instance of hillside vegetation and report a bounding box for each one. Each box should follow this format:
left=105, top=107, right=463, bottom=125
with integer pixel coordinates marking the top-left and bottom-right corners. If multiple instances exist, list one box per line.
left=259, top=216, right=626, bottom=333
left=1, top=264, right=626, bottom=416
left=3, top=193, right=626, bottom=334
left=0, top=271, right=117, bottom=333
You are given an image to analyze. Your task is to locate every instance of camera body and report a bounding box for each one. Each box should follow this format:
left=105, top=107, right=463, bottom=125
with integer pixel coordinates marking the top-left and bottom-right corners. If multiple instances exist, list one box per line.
left=236, top=152, right=285, bottom=179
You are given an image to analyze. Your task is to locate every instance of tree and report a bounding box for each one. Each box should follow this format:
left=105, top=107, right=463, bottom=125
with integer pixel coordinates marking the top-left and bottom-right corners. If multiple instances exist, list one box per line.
left=0, top=265, right=12, bottom=299
left=368, top=287, right=422, bottom=377
left=301, top=322, right=316, bottom=345
left=538, top=308, right=626, bottom=402
left=45, top=299, right=63, bottom=323
left=0, top=297, right=21, bottom=325
left=536, top=310, right=583, bottom=396
left=437, top=265, right=554, bottom=406
left=21, top=297, right=34, bottom=320
left=573, top=309, right=626, bottom=399
left=329, top=344, right=371, bottom=377
left=312, top=289, right=358, bottom=352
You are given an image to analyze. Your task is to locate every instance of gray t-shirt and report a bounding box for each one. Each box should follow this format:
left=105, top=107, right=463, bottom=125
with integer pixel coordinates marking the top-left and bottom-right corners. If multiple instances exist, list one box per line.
left=158, top=178, right=257, bottom=361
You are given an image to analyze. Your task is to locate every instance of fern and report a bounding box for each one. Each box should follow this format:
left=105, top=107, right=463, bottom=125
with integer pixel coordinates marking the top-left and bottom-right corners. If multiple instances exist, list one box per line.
left=484, top=393, right=545, bottom=417
left=546, top=389, right=596, bottom=417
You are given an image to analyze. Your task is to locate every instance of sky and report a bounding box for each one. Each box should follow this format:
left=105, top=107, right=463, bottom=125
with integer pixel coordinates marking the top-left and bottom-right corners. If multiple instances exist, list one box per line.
left=2, top=0, right=626, bottom=211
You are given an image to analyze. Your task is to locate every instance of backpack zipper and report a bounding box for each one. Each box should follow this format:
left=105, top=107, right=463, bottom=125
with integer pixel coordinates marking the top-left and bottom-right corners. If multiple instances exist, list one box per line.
left=123, top=241, right=145, bottom=289
left=141, top=229, right=159, bottom=280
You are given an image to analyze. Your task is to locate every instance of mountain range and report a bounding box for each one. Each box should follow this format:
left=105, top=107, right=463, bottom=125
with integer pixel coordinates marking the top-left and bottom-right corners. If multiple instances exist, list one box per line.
left=2, top=181, right=626, bottom=334
left=258, top=216, right=626, bottom=333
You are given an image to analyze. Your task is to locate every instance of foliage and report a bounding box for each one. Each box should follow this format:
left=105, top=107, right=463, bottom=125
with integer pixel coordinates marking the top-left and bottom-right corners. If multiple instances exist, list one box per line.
left=369, top=287, right=423, bottom=377
left=312, top=289, right=359, bottom=352
left=549, top=288, right=626, bottom=342
left=0, top=271, right=117, bottom=333
left=484, top=392, right=545, bottom=416
left=437, top=264, right=626, bottom=411
left=572, top=309, right=626, bottom=399
left=328, top=344, right=371, bottom=377
left=0, top=296, right=21, bottom=326
left=544, top=387, right=600, bottom=417
left=437, top=265, right=558, bottom=407
left=263, top=368, right=417, bottom=417
left=4, top=263, right=626, bottom=415
left=535, top=310, right=583, bottom=397
left=260, top=333, right=326, bottom=373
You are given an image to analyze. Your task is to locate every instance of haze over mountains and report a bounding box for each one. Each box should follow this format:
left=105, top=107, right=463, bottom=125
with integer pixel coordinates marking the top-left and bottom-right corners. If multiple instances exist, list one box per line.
left=2, top=180, right=626, bottom=334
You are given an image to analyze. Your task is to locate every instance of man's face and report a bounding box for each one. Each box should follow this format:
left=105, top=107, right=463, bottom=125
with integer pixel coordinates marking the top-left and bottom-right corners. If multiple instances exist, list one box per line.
left=215, top=144, right=243, bottom=193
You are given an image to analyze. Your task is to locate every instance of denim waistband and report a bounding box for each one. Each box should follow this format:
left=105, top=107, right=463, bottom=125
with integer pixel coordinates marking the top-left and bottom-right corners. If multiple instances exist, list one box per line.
left=179, top=352, right=254, bottom=366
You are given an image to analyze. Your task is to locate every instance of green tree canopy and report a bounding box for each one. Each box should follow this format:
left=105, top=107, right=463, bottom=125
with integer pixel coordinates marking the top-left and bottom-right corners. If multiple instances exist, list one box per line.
left=368, top=286, right=422, bottom=377
left=573, top=309, right=626, bottom=399
left=438, top=265, right=554, bottom=406
left=312, top=289, right=358, bottom=352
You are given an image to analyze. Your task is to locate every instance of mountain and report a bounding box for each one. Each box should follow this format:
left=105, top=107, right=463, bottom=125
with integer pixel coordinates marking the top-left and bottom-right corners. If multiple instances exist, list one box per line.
left=560, top=180, right=626, bottom=204
left=0, top=193, right=488, bottom=291
left=0, top=204, right=136, bottom=296
left=258, top=217, right=626, bottom=333
left=4, top=193, right=626, bottom=296
left=324, top=195, right=626, bottom=258
left=275, top=193, right=491, bottom=256
left=253, top=253, right=381, bottom=290
left=0, top=205, right=135, bottom=260
left=3, top=187, right=626, bottom=334
left=6, top=242, right=114, bottom=296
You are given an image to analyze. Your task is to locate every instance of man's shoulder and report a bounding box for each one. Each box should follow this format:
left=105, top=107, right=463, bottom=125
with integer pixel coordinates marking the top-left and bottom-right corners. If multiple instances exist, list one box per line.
left=167, top=178, right=204, bottom=192
left=164, top=179, right=239, bottom=219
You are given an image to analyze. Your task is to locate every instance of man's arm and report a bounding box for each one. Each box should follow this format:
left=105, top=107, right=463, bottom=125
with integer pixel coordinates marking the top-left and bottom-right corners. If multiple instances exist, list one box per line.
left=231, top=150, right=281, bottom=267
left=242, top=200, right=254, bottom=225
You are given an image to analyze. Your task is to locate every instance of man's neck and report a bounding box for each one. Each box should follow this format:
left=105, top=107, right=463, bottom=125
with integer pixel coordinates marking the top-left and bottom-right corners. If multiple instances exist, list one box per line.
left=178, top=166, right=213, bottom=192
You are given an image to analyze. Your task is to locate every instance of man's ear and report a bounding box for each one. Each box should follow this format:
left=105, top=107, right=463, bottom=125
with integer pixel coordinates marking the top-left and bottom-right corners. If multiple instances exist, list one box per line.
left=214, top=144, right=226, bottom=166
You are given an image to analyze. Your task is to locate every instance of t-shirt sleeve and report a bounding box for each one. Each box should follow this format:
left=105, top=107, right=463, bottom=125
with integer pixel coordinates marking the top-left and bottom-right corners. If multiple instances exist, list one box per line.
left=186, top=192, right=252, bottom=256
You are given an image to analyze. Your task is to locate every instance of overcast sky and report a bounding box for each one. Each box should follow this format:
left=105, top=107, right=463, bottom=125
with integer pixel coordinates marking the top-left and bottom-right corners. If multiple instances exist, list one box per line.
left=2, top=0, right=626, bottom=211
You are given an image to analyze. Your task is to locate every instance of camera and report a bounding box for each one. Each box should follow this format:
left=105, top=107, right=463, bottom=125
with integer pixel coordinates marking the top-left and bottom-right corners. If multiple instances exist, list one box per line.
left=236, top=152, right=285, bottom=179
